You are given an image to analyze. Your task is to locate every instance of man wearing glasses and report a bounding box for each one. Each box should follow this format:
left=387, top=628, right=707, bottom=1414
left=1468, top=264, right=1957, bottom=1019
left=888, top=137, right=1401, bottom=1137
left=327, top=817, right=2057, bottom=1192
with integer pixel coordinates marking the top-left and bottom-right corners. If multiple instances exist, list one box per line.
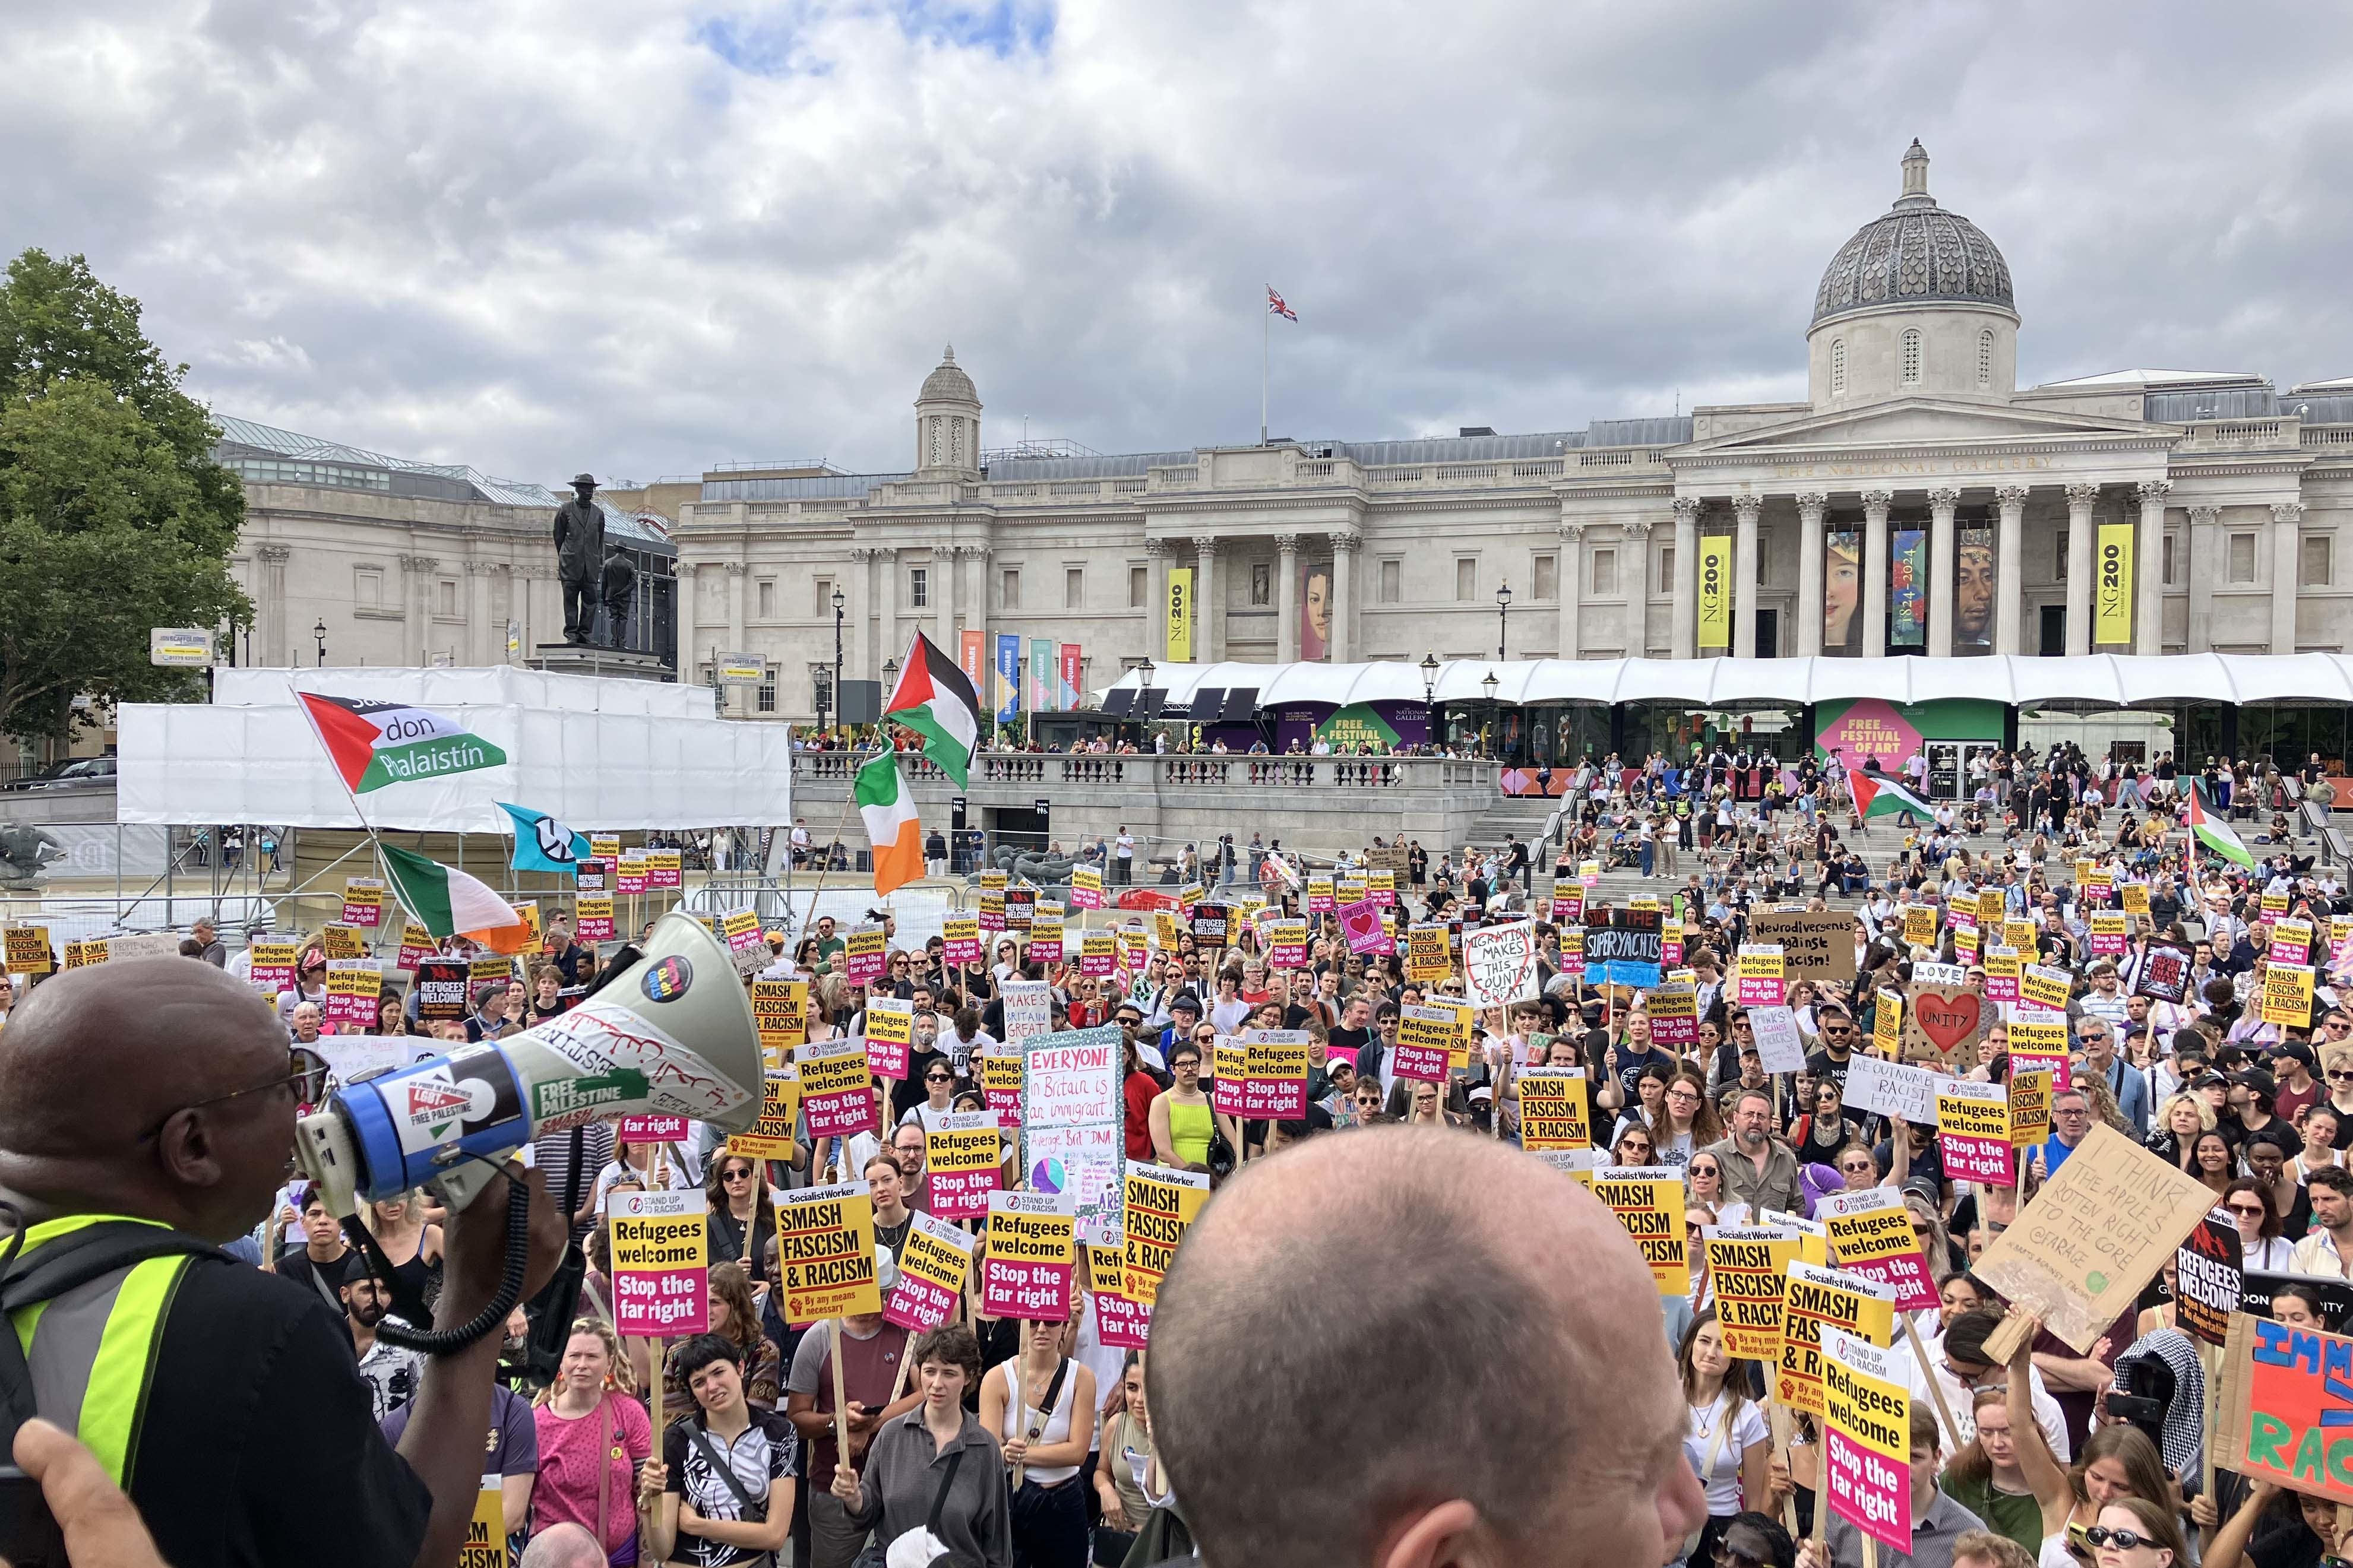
left=0, top=958, right=567, bottom=1568
left=2029, top=1088, right=2097, bottom=1180
left=2073, top=1016, right=2150, bottom=1136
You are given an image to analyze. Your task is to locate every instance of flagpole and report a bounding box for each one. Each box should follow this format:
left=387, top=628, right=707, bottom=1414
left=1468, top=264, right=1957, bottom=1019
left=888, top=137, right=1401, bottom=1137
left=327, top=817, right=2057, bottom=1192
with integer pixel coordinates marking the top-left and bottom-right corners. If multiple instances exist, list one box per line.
left=1261, top=299, right=1269, bottom=447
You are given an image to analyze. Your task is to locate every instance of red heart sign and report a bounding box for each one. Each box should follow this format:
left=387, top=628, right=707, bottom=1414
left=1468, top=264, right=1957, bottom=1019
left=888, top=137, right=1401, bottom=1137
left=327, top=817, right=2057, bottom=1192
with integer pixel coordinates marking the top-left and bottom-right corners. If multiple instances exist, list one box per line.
left=1911, top=989, right=1985, bottom=1055
left=1339, top=900, right=1388, bottom=954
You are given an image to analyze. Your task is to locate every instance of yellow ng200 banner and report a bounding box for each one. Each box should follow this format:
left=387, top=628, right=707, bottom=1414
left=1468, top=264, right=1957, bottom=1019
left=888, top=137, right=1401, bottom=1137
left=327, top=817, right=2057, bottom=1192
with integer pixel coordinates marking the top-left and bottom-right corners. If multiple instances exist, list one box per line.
left=1164, top=566, right=1194, bottom=661
left=2095, top=521, right=2134, bottom=647
left=1697, top=534, right=1732, bottom=652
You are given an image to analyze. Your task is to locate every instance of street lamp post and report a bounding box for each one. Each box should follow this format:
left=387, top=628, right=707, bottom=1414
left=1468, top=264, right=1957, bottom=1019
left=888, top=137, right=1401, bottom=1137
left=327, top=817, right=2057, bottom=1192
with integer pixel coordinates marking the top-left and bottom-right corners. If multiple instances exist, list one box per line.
left=830, top=586, right=847, bottom=740
left=881, top=657, right=899, bottom=742
left=1482, top=670, right=1500, bottom=760
left=1136, top=657, right=1156, bottom=749
left=1420, top=651, right=1440, bottom=751
left=1495, top=582, right=1512, bottom=661
left=313, top=619, right=328, bottom=667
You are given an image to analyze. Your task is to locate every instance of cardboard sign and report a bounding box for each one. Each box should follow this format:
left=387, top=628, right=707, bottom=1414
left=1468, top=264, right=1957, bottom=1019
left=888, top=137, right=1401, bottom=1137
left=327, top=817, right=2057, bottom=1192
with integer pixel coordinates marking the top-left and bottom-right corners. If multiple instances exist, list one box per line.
left=1935, top=1078, right=2013, bottom=1184
left=981, top=1189, right=1077, bottom=1321
left=1972, top=1123, right=2221, bottom=1351
left=774, top=1180, right=882, bottom=1322
left=1516, top=1069, right=1590, bottom=1151
left=1776, top=1260, right=1896, bottom=1419
left=863, top=999, right=914, bottom=1080
left=341, top=878, right=386, bottom=927
left=1818, top=1186, right=1938, bottom=1312
left=1822, top=1328, right=1915, bottom=1555
left=726, top=1067, right=804, bottom=1161
left=1735, top=945, right=1785, bottom=1007
left=926, top=1111, right=1005, bottom=1221
left=1645, top=982, right=1700, bottom=1050
left=1391, top=1005, right=1458, bottom=1083
left=1842, top=1056, right=1937, bottom=1129
left=323, top=959, right=384, bottom=1031
left=609, top=1189, right=709, bottom=1336
left=751, top=979, right=808, bottom=1055
left=2007, top=1067, right=2052, bottom=1147
left=1020, top=1024, right=1125, bottom=1222
left=1747, top=911, right=1855, bottom=984
left=2263, top=962, right=2317, bottom=1028
left=1462, top=921, right=1539, bottom=1007
left=646, top=848, right=682, bottom=891
left=2212, top=1312, right=2353, bottom=1506
left=1000, top=979, right=1053, bottom=1043
left=1405, top=923, right=1453, bottom=984
left=1705, top=1225, right=1801, bottom=1361
left=1121, top=1161, right=1210, bottom=1306
left=2019, top=964, right=2073, bottom=1012
left=1902, top=984, right=1990, bottom=1066
left=1594, top=1167, right=1688, bottom=1297
left=799, top=1036, right=877, bottom=1140
left=1747, top=1005, right=1808, bottom=1075
left=843, top=925, right=887, bottom=986
left=1585, top=908, right=1664, bottom=987
left=883, top=1211, right=979, bottom=1332
left=2174, top=1207, right=2242, bottom=1347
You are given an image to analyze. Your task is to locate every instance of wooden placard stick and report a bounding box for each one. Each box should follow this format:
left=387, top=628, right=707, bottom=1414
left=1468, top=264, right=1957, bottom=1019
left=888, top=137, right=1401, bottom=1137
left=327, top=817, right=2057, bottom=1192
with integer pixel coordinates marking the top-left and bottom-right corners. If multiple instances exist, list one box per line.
left=830, top=1318, right=853, bottom=1463
left=1899, top=1314, right=1961, bottom=1454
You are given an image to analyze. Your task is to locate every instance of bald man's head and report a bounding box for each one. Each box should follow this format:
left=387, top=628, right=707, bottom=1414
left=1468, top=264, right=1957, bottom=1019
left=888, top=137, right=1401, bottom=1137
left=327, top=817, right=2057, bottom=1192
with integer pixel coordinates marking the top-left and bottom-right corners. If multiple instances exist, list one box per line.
left=0, top=958, right=295, bottom=1238
left=1150, top=1126, right=1703, bottom=1568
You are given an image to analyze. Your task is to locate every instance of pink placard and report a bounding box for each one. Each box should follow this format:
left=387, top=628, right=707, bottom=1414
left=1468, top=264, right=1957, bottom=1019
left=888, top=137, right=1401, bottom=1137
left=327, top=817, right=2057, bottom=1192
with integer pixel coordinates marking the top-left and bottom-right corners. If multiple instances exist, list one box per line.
left=1242, top=1076, right=1306, bottom=1120
left=1824, top=1417, right=1911, bottom=1556
left=1079, top=947, right=1112, bottom=978
left=2010, top=1048, right=2071, bottom=1095
left=846, top=946, right=886, bottom=988
left=1210, top=1075, right=1248, bottom=1117
left=865, top=1034, right=910, bottom=1082
left=804, top=1087, right=878, bottom=1141
left=980, top=1256, right=1073, bottom=1321
left=1940, top=1134, right=2014, bottom=1185
left=1816, top=698, right=1924, bottom=775
left=1837, top=1246, right=1940, bottom=1315
left=1095, top=1290, right=1151, bottom=1350
left=1027, top=927, right=1063, bottom=965
left=1323, top=1044, right=1361, bottom=1073
left=944, top=929, right=982, bottom=967
left=1337, top=898, right=1391, bottom=955
left=928, top=1164, right=1000, bottom=1221
left=616, top=1115, right=690, bottom=1142
left=883, top=1269, right=962, bottom=1332
left=613, top=1268, right=708, bottom=1336
left=1737, top=976, right=1785, bottom=1006
left=1389, top=1042, right=1451, bottom=1084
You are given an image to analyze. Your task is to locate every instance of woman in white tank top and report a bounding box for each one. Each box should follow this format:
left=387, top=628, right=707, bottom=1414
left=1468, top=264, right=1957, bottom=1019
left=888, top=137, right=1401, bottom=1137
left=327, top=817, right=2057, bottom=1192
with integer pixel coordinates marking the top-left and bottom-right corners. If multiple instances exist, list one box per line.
left=979, top=1316, right=1097, bottom=1568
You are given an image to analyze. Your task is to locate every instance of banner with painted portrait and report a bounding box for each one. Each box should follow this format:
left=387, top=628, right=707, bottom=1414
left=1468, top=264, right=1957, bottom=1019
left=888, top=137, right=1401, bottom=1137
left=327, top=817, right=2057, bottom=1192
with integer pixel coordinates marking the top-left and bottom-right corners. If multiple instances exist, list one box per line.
left=1955, top=526, right=1995, bottom=655
left=1298, top=557, right=1334, bottom=661
left=1824, top=530, right=1863, bottom=657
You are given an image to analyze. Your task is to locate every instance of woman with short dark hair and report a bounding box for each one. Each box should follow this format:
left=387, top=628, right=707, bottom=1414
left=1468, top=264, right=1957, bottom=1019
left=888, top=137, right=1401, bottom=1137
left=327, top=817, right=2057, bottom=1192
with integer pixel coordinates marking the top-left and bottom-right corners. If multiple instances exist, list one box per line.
left=829, top=1324, right=1011, bottom=1568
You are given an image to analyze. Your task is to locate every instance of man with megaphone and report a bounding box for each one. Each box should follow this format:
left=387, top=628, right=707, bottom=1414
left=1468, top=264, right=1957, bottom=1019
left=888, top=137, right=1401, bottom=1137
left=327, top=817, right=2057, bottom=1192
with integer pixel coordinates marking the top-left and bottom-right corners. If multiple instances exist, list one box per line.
left=0, top=956, right=573, bottom=1568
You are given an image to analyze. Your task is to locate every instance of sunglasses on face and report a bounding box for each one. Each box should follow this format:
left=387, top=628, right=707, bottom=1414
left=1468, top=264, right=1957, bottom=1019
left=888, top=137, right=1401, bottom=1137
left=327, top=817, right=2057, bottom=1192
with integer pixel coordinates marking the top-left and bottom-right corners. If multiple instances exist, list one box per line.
left=722, top=1167, right=755, bottom=1182
left=925, top=1072, right=953, bottom=1083
left=2082, top=1526, right=2162, bottom=1551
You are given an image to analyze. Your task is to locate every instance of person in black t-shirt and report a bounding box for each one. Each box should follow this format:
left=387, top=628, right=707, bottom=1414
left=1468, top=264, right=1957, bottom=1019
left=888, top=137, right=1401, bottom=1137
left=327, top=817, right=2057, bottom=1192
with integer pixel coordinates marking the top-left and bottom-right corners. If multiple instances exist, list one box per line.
left=270, top=1187, right=355, bottom=1308
left=1805, top=1004, right=1861, bottom=1094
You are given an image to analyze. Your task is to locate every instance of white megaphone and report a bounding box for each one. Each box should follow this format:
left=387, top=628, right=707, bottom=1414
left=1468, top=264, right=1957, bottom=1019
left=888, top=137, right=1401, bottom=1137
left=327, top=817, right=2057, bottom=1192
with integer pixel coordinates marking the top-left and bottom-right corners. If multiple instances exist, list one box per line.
left=295, top=909, right=766, bottom=1218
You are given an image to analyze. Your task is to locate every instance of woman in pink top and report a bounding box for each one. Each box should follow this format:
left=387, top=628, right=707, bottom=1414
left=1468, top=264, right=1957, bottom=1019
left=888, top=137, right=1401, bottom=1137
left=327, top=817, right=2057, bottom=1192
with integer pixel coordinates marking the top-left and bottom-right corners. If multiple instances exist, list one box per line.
left=533, top=1318, right=654, bottom=1564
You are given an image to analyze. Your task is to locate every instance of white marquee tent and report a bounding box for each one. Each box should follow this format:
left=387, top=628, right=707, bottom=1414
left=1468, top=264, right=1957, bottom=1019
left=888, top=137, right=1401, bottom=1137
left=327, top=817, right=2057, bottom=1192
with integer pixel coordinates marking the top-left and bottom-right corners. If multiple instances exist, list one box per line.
left=1100, top=653, right=2353, bottom=712
left=118, top=667, right=792, bottom=831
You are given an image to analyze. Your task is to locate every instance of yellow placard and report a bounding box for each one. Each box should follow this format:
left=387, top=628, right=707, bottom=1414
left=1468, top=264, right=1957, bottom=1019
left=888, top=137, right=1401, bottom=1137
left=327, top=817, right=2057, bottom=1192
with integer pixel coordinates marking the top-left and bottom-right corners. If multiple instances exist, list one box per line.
left=590, top=834, right=622, bottom=862
left=728, top=1067, right=803, bottom=1160
left=864, top=1002, right=913, bottom=1050
left=2019, top=965, right=2072, bottom=1011
left=469, top=955, right=514, bottom=989
left=1976, top=889, right=2009, bottom=927
left=2095, top=520, right=2135, bottom=646
left=460, top=1487, right=507, bottom=1568
left=976, top=1051, right=1023, bottom=1102
left=928, top=1114, right=1005, bottom=1177
left=1517, top=1069, right=1590, bottom=1151
left=60, top=937, right=105, bottom=968
left=2007, top=1017, right=2068, bottom=1056
left=1121, top=1160, right=1211, bottom=1305
left=752, top=979, right=808, bottom=1055
left=2008, top=1067, right=2052, bottom=1145
left=2120, top=882, right=2150, bottom=917
left=1872, top=993, right=1902, bottom=1057
left=1405, top=923, right=1452, bottom=984
left=1164, top=566, right=1194, bottom=661
left=321, top=923, right=370, bottom=961
left=341, top=878, right=386, bottom=923
left=774, top=1181, right=883, bottom=1321
left=1902, top=905, right=1937, bottom=948
left=1696, top=533, right=1732, bottom=652
left=1705, top=1227, right=1801, bottom=1361
left=2263, top=962, right=2317, bottom=1028
left=2003, top=918, right=2039, bottom=952
left=1776, top=1260, right=1896, bottom=1418
left=1594, top=1167, right=1688, bottom=1297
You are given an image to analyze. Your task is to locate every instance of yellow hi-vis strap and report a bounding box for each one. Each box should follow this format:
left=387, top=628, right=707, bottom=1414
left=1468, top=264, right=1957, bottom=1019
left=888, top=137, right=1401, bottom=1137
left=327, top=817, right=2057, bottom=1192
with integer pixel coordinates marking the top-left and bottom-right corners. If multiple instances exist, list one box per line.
left=8, top=1214, right=185, bottom=1488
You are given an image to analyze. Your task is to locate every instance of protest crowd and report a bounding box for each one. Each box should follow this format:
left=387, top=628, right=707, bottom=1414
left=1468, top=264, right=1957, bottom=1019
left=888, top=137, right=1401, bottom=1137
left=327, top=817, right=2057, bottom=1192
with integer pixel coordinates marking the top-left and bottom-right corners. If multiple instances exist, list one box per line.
left=8, top=663, right=2353, bottom=1568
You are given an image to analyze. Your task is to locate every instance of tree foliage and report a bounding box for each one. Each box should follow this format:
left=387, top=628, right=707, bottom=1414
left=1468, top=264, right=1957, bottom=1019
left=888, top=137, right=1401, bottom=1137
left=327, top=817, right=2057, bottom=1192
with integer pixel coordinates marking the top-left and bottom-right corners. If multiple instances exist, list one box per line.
left=0, top=249, right=249, bottom=744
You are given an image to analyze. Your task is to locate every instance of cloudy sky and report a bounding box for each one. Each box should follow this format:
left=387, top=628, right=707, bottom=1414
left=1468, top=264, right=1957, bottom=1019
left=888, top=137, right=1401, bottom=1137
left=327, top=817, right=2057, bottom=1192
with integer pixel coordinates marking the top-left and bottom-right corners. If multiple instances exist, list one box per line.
left=8, top=1, right=2352, bottom=484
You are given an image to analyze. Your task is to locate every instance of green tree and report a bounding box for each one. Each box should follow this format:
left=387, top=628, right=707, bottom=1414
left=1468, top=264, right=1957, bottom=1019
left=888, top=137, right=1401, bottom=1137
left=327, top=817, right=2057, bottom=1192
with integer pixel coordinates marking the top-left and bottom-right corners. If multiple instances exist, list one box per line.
left=0, top=248, right=248, bottom=747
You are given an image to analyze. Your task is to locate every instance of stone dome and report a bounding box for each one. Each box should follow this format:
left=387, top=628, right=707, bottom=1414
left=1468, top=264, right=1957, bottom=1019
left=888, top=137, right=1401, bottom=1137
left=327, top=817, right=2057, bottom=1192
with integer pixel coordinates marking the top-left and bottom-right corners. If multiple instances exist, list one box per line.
left=918, top=344, right=979, bottom=406
left=1811, top=142, right=2014, bottom=327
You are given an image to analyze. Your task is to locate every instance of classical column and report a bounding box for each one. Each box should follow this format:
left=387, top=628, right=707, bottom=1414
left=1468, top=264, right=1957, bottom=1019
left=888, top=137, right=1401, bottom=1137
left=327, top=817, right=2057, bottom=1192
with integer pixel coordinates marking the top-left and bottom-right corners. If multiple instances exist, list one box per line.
left=1731, top=495, right=1762, bottom=658
left=2064, top=483, right=2099, bottom=655
left=935, top=544, right=957, bottom=647
left=2272, top=501, right=2305, bottom=654
left=1861, top=490, right=1893, bottom=658
left=2185, top=506, right=2218, bottom=654
left=675, top=562, right=699, bottom=682
left=878, top=546, right=899, bottom=673
left=1143, top=538, right=1170, bottom=663
left=467, top=559, right=495, bottom=665
left=1993, top=485, right=2028, bottom=656
left=1557, top=521, right=1585, bottom=659
left=400, top=553, right=435, bottom=668
left=1794, top=492, right=1829, bottom=657
left=725, top=561, right=749, bottom=714
left=1330, top=533, right=1360, bottom=661
left=1189, top=536, right=1219, bottom=663
left=2136, top=479, right=2172, bottom=655
left=492, top=563, right=516, bottom=659
left=1927, top=486, right=1961, bottom=658
left=1274, top=534, right=1299, bottom=660
left=257, top=544, right=291, bottom=665
left=1623, top=517, right=1654, bottom=655
left=1669, top=496, right=1702, bottom=659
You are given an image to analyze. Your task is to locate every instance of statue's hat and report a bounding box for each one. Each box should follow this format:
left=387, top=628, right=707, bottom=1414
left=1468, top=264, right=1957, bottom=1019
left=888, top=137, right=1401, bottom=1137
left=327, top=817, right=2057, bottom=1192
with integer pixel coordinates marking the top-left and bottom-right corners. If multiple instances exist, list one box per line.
left=571, top=472, right=597, bottom=487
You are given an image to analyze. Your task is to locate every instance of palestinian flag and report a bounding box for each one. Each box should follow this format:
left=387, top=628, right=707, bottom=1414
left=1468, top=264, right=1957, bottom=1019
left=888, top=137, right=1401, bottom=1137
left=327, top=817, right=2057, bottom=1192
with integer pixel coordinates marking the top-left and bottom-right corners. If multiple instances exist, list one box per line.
left=2187, top=781, right=2257, bottom=870
left=299, top=693, right=507, bottom=794
left=1844, top=758, right=1933, bottom=822
left=881, top=633, right=982, bottom=788
left=379, top=841, right=533, bottom=954
left=856, top=752, right=923, bottom=896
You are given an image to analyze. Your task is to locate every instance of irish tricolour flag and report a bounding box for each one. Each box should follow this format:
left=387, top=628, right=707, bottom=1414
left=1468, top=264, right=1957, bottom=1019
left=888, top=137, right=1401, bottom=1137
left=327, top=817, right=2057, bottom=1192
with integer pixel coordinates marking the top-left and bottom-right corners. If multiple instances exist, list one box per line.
left=2187, top=781, right=2257, bottom=869
left=857, top=753, right=924, bottom=895
left=881, top=633, right=982, bottom=788
left=379, top=841, right=533, bottom=953
left=299, top=693, right=507, bottom=794
left=1843, top=758, right=1933, bottom=822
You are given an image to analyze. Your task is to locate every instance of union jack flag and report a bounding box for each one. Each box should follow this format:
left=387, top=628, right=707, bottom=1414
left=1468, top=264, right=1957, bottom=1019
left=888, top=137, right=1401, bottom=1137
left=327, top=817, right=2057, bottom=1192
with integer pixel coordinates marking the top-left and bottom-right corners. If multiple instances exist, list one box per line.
left=1266, top=286, right=1297, bottom=322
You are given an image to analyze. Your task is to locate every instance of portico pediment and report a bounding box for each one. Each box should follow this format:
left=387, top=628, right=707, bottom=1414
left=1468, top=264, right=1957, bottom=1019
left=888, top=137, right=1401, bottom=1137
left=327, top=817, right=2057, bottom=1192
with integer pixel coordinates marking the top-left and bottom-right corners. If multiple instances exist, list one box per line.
left=1673, top=396, right=2174, bottom=457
